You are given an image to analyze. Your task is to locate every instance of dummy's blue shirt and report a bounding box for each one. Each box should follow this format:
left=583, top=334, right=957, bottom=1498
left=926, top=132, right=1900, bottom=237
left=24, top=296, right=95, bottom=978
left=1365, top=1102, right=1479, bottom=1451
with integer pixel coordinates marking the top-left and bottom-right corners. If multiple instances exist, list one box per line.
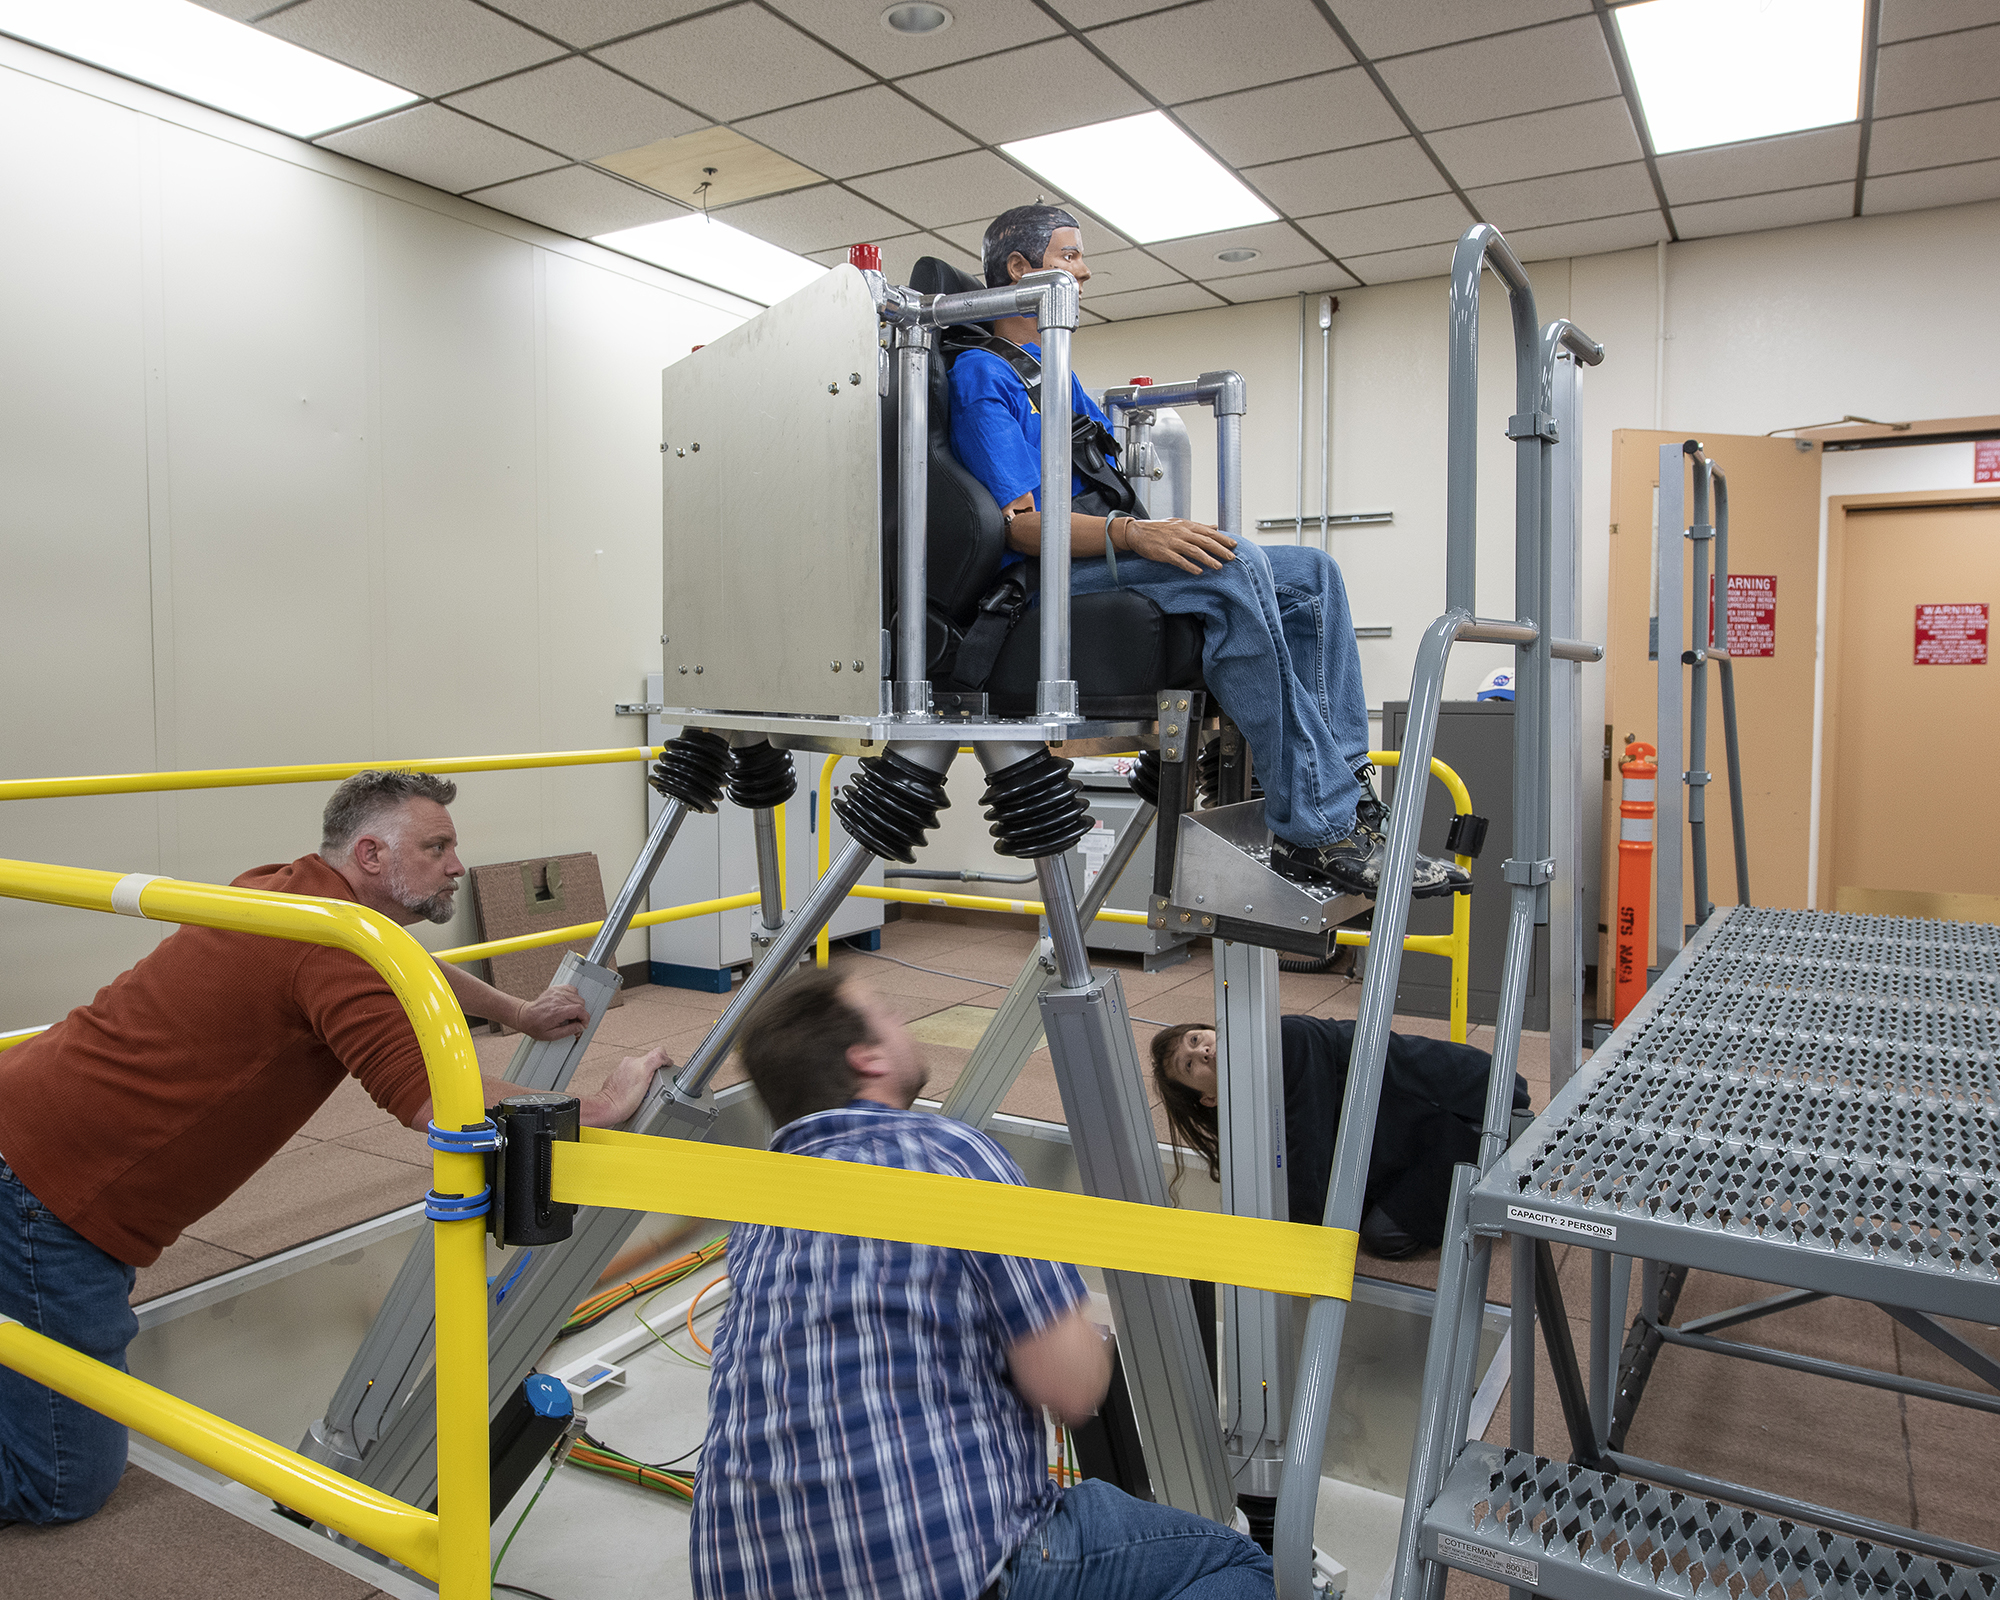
left=947, top=343, right=1116, bottom=570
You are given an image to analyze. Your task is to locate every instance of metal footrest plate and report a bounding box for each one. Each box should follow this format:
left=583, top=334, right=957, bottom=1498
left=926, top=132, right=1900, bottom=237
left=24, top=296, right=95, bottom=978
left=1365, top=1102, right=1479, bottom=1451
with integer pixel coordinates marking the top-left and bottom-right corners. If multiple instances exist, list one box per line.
left=1422, top=1442, right=2000, bottom=1600
left=1163, top=799, right=1371, bottom=956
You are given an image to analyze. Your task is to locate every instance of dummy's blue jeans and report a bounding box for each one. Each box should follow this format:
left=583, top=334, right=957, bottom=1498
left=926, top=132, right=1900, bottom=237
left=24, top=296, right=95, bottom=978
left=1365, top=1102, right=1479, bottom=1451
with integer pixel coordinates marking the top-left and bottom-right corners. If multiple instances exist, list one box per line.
left=1000, top=1479, right=1274, bottom=1598
left=1067, top=541, right=1371, bottom=847
left=0, top=1155, right=136, bottom=1524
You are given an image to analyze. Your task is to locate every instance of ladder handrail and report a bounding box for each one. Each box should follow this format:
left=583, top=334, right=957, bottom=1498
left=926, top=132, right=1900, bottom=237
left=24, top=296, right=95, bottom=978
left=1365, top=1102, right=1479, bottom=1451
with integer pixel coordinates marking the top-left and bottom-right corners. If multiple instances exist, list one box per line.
left=1273, top=225, right=1602, bottom=1598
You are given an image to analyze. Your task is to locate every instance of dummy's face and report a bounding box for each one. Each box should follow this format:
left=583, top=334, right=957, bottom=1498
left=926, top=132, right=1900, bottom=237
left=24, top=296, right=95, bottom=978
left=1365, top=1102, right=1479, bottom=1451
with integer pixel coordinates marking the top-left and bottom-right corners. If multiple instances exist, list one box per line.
left=377, top=799, right=465, bottom=926
left=844, top=980, right=930, bottom=1108
left=1009, top=227, right=1092, bottom=291
left=1167, top=1027, right=1218, bottom=1108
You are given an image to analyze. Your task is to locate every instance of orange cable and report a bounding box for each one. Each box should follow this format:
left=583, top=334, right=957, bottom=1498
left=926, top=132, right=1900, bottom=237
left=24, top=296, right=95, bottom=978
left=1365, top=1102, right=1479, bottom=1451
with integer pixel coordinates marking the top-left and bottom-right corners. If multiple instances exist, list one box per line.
left=686, top=1272, right=730, bottom=1355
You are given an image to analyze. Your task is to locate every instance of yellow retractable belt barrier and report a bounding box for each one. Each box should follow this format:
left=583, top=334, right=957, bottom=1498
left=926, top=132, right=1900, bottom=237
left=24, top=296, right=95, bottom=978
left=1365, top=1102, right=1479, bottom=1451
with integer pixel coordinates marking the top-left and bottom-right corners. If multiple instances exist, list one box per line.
left=554, top=1127, right=1358, bottom=1304
left=0, top=1316, right=438, bottom=1573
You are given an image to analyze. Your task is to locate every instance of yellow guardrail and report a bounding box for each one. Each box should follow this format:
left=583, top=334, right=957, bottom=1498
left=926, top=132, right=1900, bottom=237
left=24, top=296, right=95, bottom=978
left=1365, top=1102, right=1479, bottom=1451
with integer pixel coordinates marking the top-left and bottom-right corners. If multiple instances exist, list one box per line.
left=0, top=745, right=664, bottom=804
left=0, top=862, right=491, bottom=1596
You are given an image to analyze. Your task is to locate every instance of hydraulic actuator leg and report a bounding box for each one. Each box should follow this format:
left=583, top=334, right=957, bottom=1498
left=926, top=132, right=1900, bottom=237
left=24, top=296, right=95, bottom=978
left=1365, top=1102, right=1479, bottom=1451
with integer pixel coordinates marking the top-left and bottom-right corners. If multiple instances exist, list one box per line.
left=977, top=741, right=1234, bottom=1525
left=303, top=729, right=729, bottom=1480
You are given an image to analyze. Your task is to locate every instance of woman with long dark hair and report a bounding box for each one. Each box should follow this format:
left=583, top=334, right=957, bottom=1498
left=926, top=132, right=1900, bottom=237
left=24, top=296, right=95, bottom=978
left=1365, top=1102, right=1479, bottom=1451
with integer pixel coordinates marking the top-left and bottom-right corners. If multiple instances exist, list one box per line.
left=1149, top=1017, right=1529, bottom=1259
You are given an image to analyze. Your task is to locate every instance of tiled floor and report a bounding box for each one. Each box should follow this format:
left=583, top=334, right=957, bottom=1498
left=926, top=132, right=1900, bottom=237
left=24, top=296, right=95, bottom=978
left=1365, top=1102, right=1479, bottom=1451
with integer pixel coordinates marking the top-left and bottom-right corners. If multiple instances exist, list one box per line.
left=24, top=913, right=1992, bottom=1596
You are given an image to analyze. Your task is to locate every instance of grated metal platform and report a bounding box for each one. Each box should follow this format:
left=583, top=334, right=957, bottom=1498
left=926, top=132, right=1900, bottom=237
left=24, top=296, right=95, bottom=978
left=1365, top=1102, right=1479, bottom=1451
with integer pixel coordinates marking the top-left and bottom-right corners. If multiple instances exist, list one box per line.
left=1422, top=1442, right=2000, bottom=1600
left=1476, top=907, right=2000, bottom=1321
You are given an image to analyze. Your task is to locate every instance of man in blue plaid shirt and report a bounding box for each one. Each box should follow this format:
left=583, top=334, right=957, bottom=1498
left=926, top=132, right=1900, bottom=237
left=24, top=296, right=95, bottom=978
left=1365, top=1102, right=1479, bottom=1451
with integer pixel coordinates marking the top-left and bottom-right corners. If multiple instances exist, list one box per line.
left=689, top=968, right=1273, bottom=1599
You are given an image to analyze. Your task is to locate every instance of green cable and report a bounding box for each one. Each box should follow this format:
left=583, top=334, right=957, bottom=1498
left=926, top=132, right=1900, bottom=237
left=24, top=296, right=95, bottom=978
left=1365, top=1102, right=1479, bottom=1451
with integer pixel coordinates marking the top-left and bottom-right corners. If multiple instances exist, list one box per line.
left=493, top=1455, right=560, bottom=1580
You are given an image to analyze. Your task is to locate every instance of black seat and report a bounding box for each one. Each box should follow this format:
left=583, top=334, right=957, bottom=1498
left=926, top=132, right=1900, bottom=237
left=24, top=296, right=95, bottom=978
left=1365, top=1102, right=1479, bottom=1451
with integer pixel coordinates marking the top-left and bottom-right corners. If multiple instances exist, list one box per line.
left=884, top=257, right=1205, bottom=720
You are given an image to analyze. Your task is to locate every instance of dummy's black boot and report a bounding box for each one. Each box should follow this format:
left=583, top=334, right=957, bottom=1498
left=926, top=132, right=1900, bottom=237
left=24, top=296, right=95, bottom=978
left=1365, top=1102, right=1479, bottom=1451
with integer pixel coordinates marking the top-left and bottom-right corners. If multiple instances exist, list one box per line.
left=1271, top=766, right=1472, bottom=899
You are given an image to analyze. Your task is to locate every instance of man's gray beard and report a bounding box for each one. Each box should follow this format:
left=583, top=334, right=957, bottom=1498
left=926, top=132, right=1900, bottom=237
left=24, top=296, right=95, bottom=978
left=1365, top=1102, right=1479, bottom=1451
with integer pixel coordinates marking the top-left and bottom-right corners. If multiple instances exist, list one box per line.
left=388, top=864, right=459, bottom=925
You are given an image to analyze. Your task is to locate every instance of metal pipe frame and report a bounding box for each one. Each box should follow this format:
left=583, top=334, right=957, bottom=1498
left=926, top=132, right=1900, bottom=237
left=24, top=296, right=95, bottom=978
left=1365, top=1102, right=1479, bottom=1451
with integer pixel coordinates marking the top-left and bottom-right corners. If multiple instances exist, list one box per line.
left=750, top=806, right=786, bottom=946
left=1713, top=471, right=1752, bottom=907
left=874, top=270, right=1081, bottom=720
left=1686, top=445, right=1716, bottom=926
left=1648, top=1322, right=2000, bottom=1417
left=892, top=323, right=936, bottom=718
left=1103, top=371, right=1248, bottom=542
left=587, top=797, right=690, bottom=968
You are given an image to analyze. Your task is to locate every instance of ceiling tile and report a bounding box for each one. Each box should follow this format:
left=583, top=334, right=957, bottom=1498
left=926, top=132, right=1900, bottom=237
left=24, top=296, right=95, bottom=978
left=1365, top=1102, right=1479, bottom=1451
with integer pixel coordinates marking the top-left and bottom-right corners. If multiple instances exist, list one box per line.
left=1340, top=240, right=1459, bottom=284
left=1868, top=99, right=2000, bottom=175
left=1089, top=0, right=1350, bottom=105
left=807, top=232, right=978, bottom=285
left=736, top=86, right=974, bottom=181
left=1863, top=154, right=2000, bottom=213
left=464, top=163, right=692, bottom=235
left=934, top=220, right=987, bottom=255
left=1499, top=209, right=1667, bottom=262
left=317, top=104, right=565, bottom=192
left=445, top=57, right=703, bottom=161
left=595, top=5, right=871, bottom=123
left=1082, top=247, right=1190, bottom=293
left=1874, top=23, right=2000, bottom=117
left=1084, top=281, right=1228, bottom=321
left=1424, top=97, right=1640, bottom=189
left=1656, top=124, right=1861, bottom=205
left=1213, top=259, right=1359, bottom=302
left=478, top=0, right=718, bottom=48
left=710, top=182, right=907, bottom=254
left=1377, top=18, right=1617, bottom=132
left=1145, top=221, right=1326, bottom=278
left=1174, top=68, right=1406, bottom=169
left=1045, top=0, right=1185, bottom=25
left=897, top=37, right=1150, bottom=145
left=260, top=0, right=564, bottom=97
left=1331, top=0, right=1590, bottom=60
left=1243, top=137, right=1447, bottom=216
left=1298, top=192, right=1472, bottom=257
left=1878, top=0, right=2000, bottom=45
left=1674, top=182, right=1854, bottom=240
left=193, top=0, right=268, bottom=17
left=595, top=126, right=823, bottom=208
left=848, top=150, right=1044, bottom=228
left=1468, top=161, right=1655, bottom=231
left=776, top=0, right=1061, bottom=77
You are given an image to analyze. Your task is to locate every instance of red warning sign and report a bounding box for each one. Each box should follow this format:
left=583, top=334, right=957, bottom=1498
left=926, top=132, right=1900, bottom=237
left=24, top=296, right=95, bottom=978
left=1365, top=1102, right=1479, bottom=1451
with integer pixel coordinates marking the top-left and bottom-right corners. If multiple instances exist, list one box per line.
left=1914, top=603, right=1988, bottom=665
left=1976, top=439, right=2000, bottom=483
left=1716, top=573, right=1776, bottom=658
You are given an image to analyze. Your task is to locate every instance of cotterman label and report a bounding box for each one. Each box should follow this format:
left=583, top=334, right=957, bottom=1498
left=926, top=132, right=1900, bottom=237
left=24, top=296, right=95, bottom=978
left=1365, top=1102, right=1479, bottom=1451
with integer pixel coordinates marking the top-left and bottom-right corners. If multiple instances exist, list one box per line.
left=1438, top=1535, right=1539, bottom=1586
left=1507, top=1203, right=1617, bottom=1242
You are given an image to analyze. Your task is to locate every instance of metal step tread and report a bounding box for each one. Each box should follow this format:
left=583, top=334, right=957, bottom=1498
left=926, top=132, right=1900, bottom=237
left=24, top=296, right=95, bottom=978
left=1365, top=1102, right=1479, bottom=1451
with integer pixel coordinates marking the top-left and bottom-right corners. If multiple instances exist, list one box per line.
left=1421, top=1442, right=2000, bottom=1600
left=1475, top=909, right=2000, bottom=1320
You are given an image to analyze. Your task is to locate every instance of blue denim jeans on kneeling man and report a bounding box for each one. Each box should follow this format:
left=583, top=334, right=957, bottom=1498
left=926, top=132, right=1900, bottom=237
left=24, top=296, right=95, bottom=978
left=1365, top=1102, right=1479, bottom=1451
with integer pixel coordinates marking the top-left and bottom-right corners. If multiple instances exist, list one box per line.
left=0, top=1155, right=137, bottom=1525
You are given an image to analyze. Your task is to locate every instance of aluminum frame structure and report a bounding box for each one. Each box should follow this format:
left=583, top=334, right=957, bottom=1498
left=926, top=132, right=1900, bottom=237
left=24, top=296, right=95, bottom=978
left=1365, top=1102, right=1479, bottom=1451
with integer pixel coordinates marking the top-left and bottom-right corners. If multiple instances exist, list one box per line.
left=1653, top=442, right=1750, bottom=967
left=304, top=261, right=1243, bottom=1532
left=1394, top=903, right=2000, bottom=1600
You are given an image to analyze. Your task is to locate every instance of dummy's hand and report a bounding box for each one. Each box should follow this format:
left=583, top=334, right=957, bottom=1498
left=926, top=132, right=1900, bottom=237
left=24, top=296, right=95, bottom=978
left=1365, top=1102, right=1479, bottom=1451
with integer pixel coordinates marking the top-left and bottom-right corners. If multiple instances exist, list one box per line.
left=516, top=984, right=589, bottom=1041
left=579, top=1044, right=674, bottom=1129
left=1125, top=518, right=1237, bottom=574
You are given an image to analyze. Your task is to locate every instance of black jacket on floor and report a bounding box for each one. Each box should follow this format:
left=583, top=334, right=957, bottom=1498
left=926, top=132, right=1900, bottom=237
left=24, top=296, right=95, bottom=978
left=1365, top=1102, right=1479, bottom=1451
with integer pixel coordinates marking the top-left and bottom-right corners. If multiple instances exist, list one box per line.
left=1278, top=1016, right=1530, bottom=1247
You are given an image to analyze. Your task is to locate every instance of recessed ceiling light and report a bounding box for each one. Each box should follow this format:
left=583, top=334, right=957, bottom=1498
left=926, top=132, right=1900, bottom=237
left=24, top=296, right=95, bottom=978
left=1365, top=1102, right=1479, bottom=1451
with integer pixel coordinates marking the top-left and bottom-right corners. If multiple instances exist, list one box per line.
left=0, top=0, right=417, bottom=138
left=1216, top=247, right=1260, bottom=263
left=594, top=214, right=826, bottom=308
left=1003, top=111, right=1276, bottom=244
left=881, top=3, right=952, bottom=34
left=1615, top=0, right=1866, bottom=155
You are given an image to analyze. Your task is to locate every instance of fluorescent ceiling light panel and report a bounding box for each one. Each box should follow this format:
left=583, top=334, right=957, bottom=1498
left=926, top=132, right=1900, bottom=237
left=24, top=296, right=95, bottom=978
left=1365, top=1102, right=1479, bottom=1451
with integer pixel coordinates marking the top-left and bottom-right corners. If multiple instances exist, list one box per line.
left=1615, top=0, right=1865, bottom=155
left=1003, top=112, right=1275, bottom=244
left=594, top=214, right=826, bottom=306
left=0, top=0, right=417, bottom=138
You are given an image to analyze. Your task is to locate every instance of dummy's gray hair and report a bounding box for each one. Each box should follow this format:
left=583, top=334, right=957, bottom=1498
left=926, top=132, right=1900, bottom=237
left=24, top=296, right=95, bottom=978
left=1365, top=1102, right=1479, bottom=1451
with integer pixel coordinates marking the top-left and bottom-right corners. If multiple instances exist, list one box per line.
left=982, top=203, right=1082, bottom=289
left=320, top=769, right=458, bottom=860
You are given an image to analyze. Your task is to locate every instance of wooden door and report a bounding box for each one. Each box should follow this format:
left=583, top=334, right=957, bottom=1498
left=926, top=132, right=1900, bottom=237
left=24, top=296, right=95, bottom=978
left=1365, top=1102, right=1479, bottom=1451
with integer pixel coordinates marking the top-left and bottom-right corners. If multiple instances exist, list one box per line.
left=1824, top=494, right=2000, bottom=919
left=1599, top=431, right=1822, bottom=1003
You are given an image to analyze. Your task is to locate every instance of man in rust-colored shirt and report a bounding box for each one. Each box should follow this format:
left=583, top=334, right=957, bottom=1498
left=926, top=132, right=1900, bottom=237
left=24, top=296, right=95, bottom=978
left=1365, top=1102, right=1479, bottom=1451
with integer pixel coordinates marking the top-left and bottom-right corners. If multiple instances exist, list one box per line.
left=0, top=770, right=664, bottom=1526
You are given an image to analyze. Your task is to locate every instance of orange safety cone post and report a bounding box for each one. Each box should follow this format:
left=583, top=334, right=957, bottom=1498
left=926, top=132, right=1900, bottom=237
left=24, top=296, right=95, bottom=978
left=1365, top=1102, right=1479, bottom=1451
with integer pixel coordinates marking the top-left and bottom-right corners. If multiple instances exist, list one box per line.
left=1613, top=741, right=1658, bottom=1025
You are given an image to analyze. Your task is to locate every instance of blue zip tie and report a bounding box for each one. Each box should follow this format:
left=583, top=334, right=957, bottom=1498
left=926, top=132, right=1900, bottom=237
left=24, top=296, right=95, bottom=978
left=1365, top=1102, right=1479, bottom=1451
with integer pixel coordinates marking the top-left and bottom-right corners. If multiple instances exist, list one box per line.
left=427, top=1119, right=502, bottom=1153
left=425, top=1188, right=491, bottom=1223
left=493, top=1251, right=533, bottom=1306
